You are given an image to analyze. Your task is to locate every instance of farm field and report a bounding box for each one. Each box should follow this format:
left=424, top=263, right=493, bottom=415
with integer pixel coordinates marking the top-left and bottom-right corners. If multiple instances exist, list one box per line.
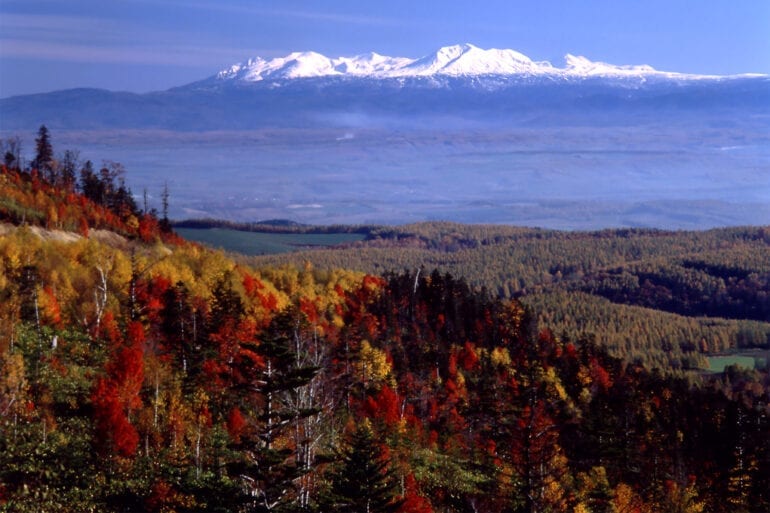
left=175, top=226, right=367, bottom=255
left=707, top=352, right=769, bottom=373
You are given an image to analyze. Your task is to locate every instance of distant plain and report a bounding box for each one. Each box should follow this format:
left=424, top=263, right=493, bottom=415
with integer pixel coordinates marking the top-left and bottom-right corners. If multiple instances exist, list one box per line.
left=7, top=124, right=770, bottom=229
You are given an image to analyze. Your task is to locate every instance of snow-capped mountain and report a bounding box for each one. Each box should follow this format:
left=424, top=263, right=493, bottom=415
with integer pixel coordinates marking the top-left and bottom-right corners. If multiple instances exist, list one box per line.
left=214, top=43, right=747, bottom=84
left=401, top=44, right=547, bottom=76
left=1, top=43, right=768, bottom=131
left=216, top=51, right=414, bottom=81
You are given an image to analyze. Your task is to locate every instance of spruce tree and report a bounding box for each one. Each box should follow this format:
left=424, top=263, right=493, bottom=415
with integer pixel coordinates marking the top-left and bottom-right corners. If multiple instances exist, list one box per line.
left=59, top=149, right=79, bottom=191
left=324, top=422, right=403, bottom=513
left=229, top=308, right=320, bottom=512
left=160, top=182, right=171, bottom=232
left=33, top=124, right=54, bottom=179
left=79, top=160, right=101, bottom=202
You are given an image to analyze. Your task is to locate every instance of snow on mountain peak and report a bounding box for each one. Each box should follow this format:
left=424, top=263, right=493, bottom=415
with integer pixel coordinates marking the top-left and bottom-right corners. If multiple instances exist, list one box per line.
left=564, top=54, right=658, bottom=76
left=218, top=51, right=337, bottom=81
left=216, top=44, right=724, bottom=83
left=333, top=52, right=414, bottom=75
left=402, top=43, right=550, bottom=76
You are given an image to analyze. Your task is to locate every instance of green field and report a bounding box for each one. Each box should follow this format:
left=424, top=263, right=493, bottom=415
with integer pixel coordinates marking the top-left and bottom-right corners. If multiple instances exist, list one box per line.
left=175, top=227, right=367, bottom=255
left=706, top=354, right=766, bottom=373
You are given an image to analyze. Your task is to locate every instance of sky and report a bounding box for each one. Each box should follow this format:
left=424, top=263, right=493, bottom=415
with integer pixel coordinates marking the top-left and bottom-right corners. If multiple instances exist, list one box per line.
left=1, top=0, right=769, bottom=98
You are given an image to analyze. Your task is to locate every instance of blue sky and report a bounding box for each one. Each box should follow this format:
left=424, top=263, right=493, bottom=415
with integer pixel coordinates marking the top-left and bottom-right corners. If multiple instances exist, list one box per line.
left=1, top=0, right=768, bottom=97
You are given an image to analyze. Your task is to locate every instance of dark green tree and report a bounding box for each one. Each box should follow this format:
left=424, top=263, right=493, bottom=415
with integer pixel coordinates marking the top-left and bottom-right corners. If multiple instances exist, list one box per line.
left=161, top=281, right=202, bottom=380
left=3, top=135, right=22, bottom=170
left=323, top=422, right=403, bottom=513
left=32, top=125, right=54, bottom=178
left=79, top=160, right=101, bottom=203
left=59, top=149, right=79, bottom=191
left=160, top=181, right=171, bottom=232
left=228, top=308, right=320, bottom=512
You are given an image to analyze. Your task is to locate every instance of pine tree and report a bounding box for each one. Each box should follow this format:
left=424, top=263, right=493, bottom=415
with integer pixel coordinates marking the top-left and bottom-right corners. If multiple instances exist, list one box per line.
left=33, top=125, right=54, bottom=179
left=161, top=281, right=202, bottom=379
left=228, top=308, right=320, bottom=512
left=160, top=182, right=171, bottom=232
left=323, top=421, right=403, bottom=513
left=59, top=149, right=79, bottom=191
left=79, top=160, right=101, bottom=202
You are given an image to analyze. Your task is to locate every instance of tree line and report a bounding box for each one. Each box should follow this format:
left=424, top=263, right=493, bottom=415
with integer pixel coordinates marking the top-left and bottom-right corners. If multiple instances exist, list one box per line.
left=1, top=126, right=173, bottom=240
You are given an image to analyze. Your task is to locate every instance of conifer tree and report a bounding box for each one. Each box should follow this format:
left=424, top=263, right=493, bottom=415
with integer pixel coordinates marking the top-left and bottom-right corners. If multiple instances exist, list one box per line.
left=160, top=182, right=171, bottom=232
left=79, top=160, right=101, bottom=202
left=228, top=308, right=320, bottom=512
left=323, top=421, right=403, bottom=513
left=33, top=125, right=54, bottom=178
left=59, top=149, right=79, bottom=191
left=161, top=281, right=201, bottom=378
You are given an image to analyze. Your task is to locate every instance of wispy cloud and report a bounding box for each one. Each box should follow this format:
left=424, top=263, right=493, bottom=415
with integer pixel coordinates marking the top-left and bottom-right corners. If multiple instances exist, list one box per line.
left=0, top=13, right=123, bottom=42
left=0, top=3, right=432, bottom=70
left=233, top=6, right=406, bottom=27
left=126, top=0, right=410, bottom=28
left=0, top=12, right=256, bottom=66
left=0, top=4, right=417, bottom=67
left=0, top=38, right=254, bottom=67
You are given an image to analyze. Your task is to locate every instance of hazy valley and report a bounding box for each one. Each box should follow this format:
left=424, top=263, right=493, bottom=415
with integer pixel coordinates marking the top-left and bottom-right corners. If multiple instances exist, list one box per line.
left=3, top=124, right=769, bottom=230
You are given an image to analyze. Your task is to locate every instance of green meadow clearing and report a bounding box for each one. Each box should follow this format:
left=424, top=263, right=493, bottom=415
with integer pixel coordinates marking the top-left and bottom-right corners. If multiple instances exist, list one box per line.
left=175, top=227, right=367, bottom=255
left=706, top=354, right=767, bottom=373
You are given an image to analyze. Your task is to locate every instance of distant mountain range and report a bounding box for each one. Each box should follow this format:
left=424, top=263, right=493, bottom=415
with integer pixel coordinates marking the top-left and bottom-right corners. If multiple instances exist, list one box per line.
left=207, top=43, right=761, bottom=82
left=1, top=44, right=769, bottom=131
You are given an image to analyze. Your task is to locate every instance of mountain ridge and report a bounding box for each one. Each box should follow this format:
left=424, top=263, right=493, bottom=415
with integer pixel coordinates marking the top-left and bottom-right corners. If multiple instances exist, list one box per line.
left=212, top=43, right=767, bottom=84
left=1, top=43, right=769, bottom=131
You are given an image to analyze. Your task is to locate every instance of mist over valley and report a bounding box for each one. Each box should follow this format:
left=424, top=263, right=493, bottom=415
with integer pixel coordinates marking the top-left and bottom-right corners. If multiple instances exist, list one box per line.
left=2, top=44, right=768, bottom=229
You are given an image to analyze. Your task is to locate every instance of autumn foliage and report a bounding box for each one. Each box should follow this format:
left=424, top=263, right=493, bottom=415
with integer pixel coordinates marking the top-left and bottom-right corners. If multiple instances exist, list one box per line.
left=92, top=320, right=145, bottom=457
left=0, top=157, right=769, bottom=513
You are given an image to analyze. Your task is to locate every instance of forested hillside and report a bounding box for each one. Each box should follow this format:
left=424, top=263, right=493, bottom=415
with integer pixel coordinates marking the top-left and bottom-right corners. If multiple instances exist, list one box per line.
left=1, top=132, right=769, bottom=512
left=1, top=126, right=176, bottom=243
left=244, top=222, right=770, bottom=369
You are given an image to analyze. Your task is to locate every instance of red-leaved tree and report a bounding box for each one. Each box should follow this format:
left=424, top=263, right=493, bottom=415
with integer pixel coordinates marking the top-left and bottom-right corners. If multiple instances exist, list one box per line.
left=92, top=320, right=145, bottom=457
